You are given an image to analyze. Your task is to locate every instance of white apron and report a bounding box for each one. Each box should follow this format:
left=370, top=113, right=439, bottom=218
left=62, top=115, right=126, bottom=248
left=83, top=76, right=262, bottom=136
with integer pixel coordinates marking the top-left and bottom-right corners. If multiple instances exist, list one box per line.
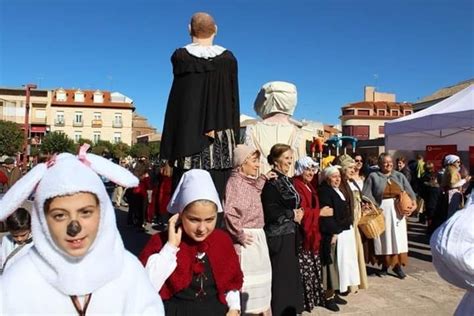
left=238, top=228, right=272, bottom=314
left=374, top=198, right=409, bottom=255
left=337, top=225, right=360, bottom=293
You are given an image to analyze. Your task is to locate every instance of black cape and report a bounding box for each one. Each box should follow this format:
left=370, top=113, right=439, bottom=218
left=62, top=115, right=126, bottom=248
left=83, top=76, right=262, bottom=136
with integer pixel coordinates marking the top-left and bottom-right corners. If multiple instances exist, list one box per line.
left=160, top=48, right=240, bottom=161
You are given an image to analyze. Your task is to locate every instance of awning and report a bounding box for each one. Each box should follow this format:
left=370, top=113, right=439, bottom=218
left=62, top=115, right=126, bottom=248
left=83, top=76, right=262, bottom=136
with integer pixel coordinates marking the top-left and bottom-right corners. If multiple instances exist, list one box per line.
left=30, top=126, right=47, bottom=133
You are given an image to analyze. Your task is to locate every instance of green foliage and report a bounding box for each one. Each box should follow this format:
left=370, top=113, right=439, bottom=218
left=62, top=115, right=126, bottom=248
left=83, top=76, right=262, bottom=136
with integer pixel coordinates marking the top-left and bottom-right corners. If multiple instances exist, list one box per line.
left=40, top=131, right=75, bottom=154
left=78, top=138, right=93, bottom=146
left=130, top=142, right=150, bottom=158
left=91, top=145, right=109, bottom=156
left=0, top=121, right=25, bottom=156
left=95, top=140, right=114, bottom=152
left=148, top=142, right=160, bottom=159
left=112, top=142, right=130, bottom=159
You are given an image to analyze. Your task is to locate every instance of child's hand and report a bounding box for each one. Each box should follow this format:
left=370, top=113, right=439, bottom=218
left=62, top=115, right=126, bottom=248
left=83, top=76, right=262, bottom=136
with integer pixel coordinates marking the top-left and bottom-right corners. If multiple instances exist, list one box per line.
left=168, top=214, right=182, bottom=248
left=226, top=309, right=240, bottom=316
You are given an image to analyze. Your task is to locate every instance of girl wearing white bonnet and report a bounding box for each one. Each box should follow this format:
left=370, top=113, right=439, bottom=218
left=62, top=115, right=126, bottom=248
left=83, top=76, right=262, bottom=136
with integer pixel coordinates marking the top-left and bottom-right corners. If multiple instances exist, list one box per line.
left=224, top=144, right=276, bottom=315
left=0, top=146, right=164, bottom=315
left=140, top=169, right=243, bottom=316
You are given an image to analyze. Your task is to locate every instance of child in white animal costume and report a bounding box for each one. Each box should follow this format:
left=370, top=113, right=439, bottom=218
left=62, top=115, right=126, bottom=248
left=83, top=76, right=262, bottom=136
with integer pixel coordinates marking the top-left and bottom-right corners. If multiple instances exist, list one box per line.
left=0, top=146, right=164, bottom=315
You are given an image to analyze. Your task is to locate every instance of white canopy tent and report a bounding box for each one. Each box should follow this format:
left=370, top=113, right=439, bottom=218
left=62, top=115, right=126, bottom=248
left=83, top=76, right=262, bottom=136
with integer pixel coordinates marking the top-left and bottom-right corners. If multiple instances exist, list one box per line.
left=385, top=85, right=474, bottom=151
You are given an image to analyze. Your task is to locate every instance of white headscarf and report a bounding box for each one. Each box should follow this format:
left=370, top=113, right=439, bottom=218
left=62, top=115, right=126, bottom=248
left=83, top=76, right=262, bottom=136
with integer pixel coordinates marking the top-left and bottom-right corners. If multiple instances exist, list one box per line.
left=0, top=148, right=138, bottom=295
left=445, top=154, right=460, bottom=165
left=321, top=165, right=341, bottom=182
left=295, top=156, right=319, bottom=176
left=254, top=81, right=297, bottom=119
left=167, top=169, right=223, bottom=214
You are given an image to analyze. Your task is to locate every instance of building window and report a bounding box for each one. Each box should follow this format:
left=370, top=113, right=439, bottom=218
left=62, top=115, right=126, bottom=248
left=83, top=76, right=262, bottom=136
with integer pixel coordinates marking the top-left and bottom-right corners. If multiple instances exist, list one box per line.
left=113, top=113, right=123, bottom=128
left=35, top=109, right=46, bottom=119
left=55, top=111, right=65, bottom=126
left=93, top=132, right=101, bottom=143
left=378, top=110, right=385, bottom=116
left=343, top=109, right=355, bottom=116
left=74, top=112, right=83, bottom=127
left=74, top=90, right=85, bottom=102
left=344, top=125, right=370, bottom=140
left=379, top=126, right=385, bottom=134
left=93, top=90, right=103, bottom=103
left=74, top=132, right=82, bottom=143
left=405, top=110, right=412, bottom=115
left=56, top=89, right=67, bottom=101
left=93, top=112, right=101, bottom=120
left=113, top=132, right=121, bottom=144
left=358, top=110, right=370, bottom=116
left=392, top=110, right=399, bottom=116
left=342, top=126, right=354, bottom=136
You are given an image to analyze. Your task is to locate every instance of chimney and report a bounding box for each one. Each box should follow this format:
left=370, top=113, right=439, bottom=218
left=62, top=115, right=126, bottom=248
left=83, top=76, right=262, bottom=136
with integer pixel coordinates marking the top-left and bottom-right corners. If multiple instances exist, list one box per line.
left=364, top=86, right=375, bottom=101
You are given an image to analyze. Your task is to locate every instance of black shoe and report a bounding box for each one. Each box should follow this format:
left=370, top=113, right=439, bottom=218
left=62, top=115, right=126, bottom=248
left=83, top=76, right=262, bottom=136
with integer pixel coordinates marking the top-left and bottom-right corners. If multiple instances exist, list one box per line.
left=334, top=295, right=347, bottom=305
left=325, top=299, right=340, bottom=312
left=378, top=266, right=388, bottom=277
left=393, top=266, right=407, bottom=279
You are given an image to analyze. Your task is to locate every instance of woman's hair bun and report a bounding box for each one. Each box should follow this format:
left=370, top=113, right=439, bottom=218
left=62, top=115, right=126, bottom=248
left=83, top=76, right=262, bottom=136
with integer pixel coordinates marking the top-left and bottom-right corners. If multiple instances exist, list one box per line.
left=267, top=154, right=274, bottom=165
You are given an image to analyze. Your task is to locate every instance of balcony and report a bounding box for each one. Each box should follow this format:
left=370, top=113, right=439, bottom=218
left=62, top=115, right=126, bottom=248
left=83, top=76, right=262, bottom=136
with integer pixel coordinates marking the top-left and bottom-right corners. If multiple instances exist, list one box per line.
left=31, top=117, right=47, bottom=124
left=54, top=119, right=65, bottom=127
left=73, top=120, right=84, bottom=127
left=112, top=120, right=123, bottom=128
left=91, top=119, right=103, bottom=128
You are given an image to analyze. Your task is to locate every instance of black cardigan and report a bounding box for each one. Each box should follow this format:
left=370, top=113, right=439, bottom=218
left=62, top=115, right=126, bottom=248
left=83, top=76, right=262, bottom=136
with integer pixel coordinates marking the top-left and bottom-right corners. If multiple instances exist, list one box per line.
left=261, top=171, right=300, bottom=237
left=317, top=182, right=351, bottom=265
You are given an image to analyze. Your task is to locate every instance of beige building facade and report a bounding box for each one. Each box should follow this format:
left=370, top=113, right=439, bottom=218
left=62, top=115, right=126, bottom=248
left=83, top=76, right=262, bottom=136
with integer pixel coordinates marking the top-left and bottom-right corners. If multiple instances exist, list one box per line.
left=340, top=86, right=413, bottom=140
left=50, top=88, right=134, bottom=145
left=0, top=87, right=51, bottom=146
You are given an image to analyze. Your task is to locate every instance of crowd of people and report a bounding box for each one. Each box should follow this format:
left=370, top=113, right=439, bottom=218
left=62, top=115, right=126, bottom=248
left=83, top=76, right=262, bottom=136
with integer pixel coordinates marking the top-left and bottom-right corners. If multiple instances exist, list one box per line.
left=0, top=10, right=472, bottom=316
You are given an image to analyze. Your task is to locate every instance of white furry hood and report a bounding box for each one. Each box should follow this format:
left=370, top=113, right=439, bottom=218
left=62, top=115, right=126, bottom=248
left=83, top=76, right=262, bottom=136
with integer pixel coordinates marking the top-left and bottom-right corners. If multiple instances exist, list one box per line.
left=0, top=150, right=139, bottom=295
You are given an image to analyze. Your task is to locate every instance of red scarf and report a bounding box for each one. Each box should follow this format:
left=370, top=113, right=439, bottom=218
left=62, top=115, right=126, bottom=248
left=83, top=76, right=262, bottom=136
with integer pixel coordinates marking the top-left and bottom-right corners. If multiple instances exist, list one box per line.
left=139, top=229, right=243, bottom=304
left=293, top=176, right=321, bottom=253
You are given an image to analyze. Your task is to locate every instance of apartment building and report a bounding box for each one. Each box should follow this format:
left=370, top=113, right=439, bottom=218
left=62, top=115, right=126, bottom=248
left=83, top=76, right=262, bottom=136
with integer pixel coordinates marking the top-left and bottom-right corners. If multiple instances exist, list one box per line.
left=50, top=88, right=134, bottom=145
left=340, top=86, right=413, bottom=140
left=0, top=87, right=51, bottom=145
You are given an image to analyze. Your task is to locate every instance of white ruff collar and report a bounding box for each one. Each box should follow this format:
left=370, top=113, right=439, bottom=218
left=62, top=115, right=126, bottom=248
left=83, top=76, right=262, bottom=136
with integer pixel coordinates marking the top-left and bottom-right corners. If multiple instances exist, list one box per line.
left=184, top=43, right=226, bottom=59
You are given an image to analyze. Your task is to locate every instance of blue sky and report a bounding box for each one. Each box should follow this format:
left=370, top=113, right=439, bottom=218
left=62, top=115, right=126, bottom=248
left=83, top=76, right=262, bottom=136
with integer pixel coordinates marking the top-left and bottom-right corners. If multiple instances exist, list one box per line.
left=1, top=0, right=473, bottom=130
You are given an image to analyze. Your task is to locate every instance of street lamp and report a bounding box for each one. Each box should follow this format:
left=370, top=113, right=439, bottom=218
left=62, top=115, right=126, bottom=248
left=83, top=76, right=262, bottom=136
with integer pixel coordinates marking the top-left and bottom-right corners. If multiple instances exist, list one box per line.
left=23, top=83, right=37, bottom=166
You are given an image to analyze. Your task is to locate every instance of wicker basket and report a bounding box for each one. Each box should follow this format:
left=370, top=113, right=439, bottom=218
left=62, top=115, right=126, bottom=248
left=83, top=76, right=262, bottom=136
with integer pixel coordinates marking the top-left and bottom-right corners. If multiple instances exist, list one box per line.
left=358, top=202, right=385, bottom=239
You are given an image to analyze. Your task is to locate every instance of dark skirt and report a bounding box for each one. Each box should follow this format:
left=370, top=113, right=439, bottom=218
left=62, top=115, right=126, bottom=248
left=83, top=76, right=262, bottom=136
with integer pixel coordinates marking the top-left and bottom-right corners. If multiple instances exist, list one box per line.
left=164, top=256, right=227, bottom=316
left=164, top=298, right=227, bottom=316
left=322, top=243, right=339, bottom=292
left=298, top=249, right=325, bottom=312
left=267, top=233, right=304, bottom=316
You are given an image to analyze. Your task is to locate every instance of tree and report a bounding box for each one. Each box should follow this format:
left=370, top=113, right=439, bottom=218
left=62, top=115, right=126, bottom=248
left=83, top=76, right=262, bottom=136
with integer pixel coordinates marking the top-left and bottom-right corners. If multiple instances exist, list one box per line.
left=149, top=142, right=160, bottom=159
left=0, top=121, right=25, bottom=156
left=130, top=143, right=150, bottom=158
left=112, top=142, right=130, bottom=159
left=41, top=131, right=75, bottom=154
left=90, top=140, right=114, bottom=157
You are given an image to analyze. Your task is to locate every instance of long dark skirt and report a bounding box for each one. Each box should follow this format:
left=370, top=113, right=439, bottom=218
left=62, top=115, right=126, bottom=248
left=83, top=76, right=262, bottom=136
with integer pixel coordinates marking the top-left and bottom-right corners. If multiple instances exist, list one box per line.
left=298, top=248, right=325, bottom=312
left=267, top=233, right=304, bottom=316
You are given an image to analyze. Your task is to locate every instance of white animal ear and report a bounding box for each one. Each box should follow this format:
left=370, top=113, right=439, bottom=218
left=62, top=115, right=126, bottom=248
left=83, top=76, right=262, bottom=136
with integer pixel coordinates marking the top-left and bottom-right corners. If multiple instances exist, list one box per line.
left=0, top=163, right=47, bottom=221
left=84, top=153, right=139, bottom=188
